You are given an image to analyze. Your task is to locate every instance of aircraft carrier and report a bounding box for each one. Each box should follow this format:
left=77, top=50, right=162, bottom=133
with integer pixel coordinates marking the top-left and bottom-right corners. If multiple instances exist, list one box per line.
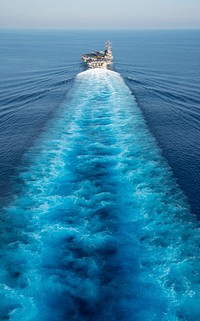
left=82, top=41, right=113, bottom=69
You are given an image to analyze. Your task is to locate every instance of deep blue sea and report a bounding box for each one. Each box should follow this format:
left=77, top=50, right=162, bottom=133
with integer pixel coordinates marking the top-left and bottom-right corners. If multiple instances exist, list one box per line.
left=0, top=30, right=200, bottom=321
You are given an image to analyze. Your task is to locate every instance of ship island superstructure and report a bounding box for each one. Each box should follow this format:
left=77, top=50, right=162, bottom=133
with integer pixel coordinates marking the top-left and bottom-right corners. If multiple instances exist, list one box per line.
left=82, top=41, right=113, bottom=69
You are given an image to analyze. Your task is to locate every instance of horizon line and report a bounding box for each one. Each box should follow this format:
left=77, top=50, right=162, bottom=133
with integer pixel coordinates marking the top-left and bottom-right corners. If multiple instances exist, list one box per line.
left=0, top=27, right=200, bottom=31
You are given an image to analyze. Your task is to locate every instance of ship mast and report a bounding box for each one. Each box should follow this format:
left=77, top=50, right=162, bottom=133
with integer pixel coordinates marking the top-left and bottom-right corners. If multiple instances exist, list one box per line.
left=105, top=41, right=112, bottom=58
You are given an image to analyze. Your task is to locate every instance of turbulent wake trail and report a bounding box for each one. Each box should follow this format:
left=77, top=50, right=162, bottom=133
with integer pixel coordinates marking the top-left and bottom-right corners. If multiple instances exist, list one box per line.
left=0, top=69, right=200, bottom=321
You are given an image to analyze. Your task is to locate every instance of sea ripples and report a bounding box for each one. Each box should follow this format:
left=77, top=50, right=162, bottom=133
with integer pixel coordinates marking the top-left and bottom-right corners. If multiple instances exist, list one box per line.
left=0, top=69, right=200, bottom=321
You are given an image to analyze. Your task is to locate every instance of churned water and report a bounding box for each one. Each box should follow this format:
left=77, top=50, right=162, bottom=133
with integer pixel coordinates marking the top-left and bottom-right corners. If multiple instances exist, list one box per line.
left=1, top=68, right=200, bottom=321
left=0, top=30, right=200, bottom=320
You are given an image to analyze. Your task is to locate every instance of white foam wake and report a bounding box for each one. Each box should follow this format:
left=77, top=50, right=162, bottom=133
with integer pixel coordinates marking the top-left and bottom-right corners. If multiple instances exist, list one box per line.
left=0, top=68, right=200, bottom=321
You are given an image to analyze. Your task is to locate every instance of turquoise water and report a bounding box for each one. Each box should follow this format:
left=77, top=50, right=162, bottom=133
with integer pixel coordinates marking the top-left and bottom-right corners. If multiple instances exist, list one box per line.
left=1, top=69, right=200, bottom=320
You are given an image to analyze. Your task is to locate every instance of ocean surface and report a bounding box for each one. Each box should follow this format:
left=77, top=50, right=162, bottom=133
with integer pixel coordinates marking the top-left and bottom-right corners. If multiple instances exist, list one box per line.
left=0, top=30, right=200, bottom=320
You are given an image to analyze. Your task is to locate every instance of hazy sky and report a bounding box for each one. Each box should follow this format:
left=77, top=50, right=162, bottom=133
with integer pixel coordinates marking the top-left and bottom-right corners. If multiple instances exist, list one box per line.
left=0, top=0, right=200, bottom=29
